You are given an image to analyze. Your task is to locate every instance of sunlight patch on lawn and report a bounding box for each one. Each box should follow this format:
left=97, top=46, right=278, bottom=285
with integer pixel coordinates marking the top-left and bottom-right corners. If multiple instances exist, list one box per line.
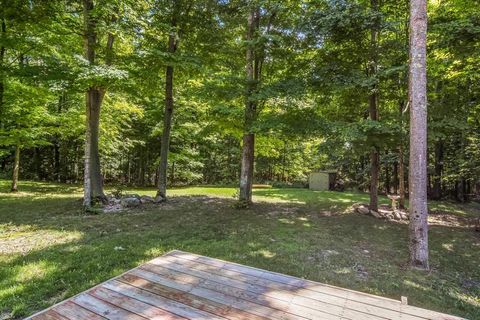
left=252, top=249, right=276, bottom=258
left=278, top=218, right=295, bottom=224
left=403, top=279, right=429, bottom=292
left=442, top=243, right=454, bottom=252
left=334, top=267, right=352, bottom=274
left=449, top=290, right=480, bottom=309
left=15, top=261, right=56, bottom=282
left=0, top=226, right=83, bottom=255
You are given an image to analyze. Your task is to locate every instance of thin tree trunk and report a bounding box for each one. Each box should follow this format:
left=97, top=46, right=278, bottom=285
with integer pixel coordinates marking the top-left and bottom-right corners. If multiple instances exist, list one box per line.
left=34, top=147, right=42, bottom=180
left=0, top=17, right=5, bottom=129
left=408, top=0, right=429, bottom=269
left=157, top=18, right=177, bottom=199
left=239, top=9, right=258, bottom=204
left=282, top=141, right=287, bottom=182
left=369, top=0, right=380, bottom=212
left=432, top=140, right=443, bottom=200
left=11, top=145, right=20, bottom=192
left=398, top=101, right=406, bottom=209
left=54, top=93, right=64, bottom=182
left=385, top=151, right=390, bottom=194
left=54, top=143, right=60, bottom=181
left=393, top=160, right=398, bottom=194
left=457, top=178, right=466, bottom=202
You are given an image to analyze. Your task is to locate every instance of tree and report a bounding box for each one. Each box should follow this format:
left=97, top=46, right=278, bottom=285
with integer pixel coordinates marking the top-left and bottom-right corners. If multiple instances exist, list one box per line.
left=156, top=1, right=180, bottom=199
left=239, top=8, right=258, bottom=204
left=408, top=0, right=429, bottom=269
left=82, top=0, right=116, bottom=208
left=368, top=0, right=380, bottom=212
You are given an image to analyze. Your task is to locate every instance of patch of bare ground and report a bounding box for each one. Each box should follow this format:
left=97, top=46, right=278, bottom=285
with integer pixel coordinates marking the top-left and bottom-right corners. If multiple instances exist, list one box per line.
left=428, top=210, right=479, bottom=228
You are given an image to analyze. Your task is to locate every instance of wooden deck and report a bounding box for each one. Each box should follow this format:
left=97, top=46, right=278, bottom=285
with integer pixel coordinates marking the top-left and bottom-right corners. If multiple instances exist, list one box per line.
left=27, top=250, right=464, bottom=320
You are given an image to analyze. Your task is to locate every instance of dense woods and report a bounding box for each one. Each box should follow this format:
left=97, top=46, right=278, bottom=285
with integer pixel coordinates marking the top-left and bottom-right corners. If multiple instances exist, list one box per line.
left=0, top=0, right=478, bottom=203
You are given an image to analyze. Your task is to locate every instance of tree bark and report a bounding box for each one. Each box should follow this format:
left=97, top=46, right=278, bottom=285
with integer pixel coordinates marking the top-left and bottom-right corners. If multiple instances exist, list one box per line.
left=385, top=151, right=390, bottom=194
left=11, top=145, right=20, bottom=192
left=82, top=0, right=111, bottom=207
left=34, top=147, right=42, bottom=180
left=408, top=0, right=429, bottom=270
left=84, top=88, right=106, bottom=205
left=398, top=101, right=406, bottom=209
left=239, top=9, right=257, bottom=204
left=157, top=16, right=177, bottom=199
left=393, top=160, right=398, bottom=194
left=432, top=140, right=443, bottom=200
left=0, top=17, right=5, bottom=129
left=369, top=0, right=380, bottom=212
left=399, top=144, right=406, bottom=208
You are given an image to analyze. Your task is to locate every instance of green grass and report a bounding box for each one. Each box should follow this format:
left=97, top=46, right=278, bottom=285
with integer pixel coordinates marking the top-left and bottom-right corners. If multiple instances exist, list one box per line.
left=0, top=180, right=479, bottom=319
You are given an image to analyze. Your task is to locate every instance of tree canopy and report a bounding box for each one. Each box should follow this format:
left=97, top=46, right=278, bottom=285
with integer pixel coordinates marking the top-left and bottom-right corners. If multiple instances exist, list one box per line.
left=0, top=0, right=478, bottom=203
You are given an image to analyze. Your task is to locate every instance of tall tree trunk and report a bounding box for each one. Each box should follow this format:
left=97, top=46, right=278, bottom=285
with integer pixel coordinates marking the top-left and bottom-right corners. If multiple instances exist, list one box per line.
left=34, top=147, right=42, bottom=180
left=385, top=151, right=391, bottom=194
left=393, top=160, right=398, bottom=194
left=54, top=93, right=64, bottom=182
left=239, top=9, right=257, bottom=204
left=53, top=143, right=60, bottom=181
left=157, top=18, right=177, bottom=199
left=398, top=101, right=406, bottom=209
left=0, top=17, right=5, bottom=129
left=408, top=0, right=429, bottom=270
left=432, top=140, right=443, bottom=200
left=11, top=145, right=20, bottom=192
left=82, top=0, right=112, bottom=207
left=84, top=88, right=105, bottom=205
left=369, top=0, right=380, bottom=212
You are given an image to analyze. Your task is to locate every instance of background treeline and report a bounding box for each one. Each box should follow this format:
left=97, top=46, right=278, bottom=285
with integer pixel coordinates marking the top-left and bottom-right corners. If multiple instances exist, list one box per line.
left=0, top=0, right=478, bottom=202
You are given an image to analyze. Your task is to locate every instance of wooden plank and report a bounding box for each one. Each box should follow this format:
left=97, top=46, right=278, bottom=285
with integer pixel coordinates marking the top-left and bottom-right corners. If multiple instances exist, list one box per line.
left=31, top=310, right=69, bottom=320
left=130, top=268, right=311, bottom=320
left=71, top=293, right=147, bottom=320
left=119, top=273, right=270, bottom=320
left=167, top=251, right=464, bottom=320
left=103, top=279, right=227, bottom=320
left=143, top=262, right=400, bottom=320
left=52, top=301, right=107, bottom=320
left=25, top=250, right=466, bottom=320
left=89, top=286, right=187, bottom=320
left=133, top=269, right=341, bottom=319
left=145, top=257, right=403, bottom=320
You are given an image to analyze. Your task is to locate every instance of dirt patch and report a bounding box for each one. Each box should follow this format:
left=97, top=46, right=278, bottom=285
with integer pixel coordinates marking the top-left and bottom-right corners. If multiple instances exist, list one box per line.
left=428, top=211, right=478, bottom=228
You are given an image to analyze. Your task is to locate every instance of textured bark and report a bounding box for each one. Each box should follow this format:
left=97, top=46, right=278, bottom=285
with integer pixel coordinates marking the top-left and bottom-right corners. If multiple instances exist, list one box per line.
left=82, top=0, right=112, bottom=207
left=393, top=161, right=398, bottom=194
left=157, top=16, right=177, bottom=199
left=239, top=9, right=257, bottom=204
left=408, top=0, right=429, bottom=269
left=0, top=17, right=5, bottom=129
left=398, top=100, right=406, bottom=209
left=398, top=142, right=406, bottom=208
left=385, top=151, right=391, bottom=194
left=0, top=17, right=6, bottom=185
left=432, top=140, right=443, bottom=200
left=11, top=145, right=20, bottom=192
left=369, top=149, right=379, bottom=210
left=34, top=147, right=42, bottom=179
left=84, top=88, right=105, bottom=205
left=368, top=0, right=379, bottom=212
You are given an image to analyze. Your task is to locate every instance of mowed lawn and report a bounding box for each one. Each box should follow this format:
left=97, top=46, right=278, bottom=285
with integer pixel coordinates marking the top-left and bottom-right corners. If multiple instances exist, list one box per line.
left=0, top=181, right=479, bottom=319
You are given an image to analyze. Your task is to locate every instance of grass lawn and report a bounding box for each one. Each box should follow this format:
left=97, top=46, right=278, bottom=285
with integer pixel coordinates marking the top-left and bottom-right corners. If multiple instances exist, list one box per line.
left=0, top=180, right=479, bottom=319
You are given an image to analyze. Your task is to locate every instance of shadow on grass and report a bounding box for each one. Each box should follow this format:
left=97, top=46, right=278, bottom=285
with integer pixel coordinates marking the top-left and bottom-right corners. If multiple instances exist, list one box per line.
left=0, top=180, right=82, bottom=195
left=0, top=192, right=479, bottom=319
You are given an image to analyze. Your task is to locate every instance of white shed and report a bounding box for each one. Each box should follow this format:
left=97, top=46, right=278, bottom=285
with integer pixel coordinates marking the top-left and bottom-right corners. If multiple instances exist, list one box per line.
left=309, top=170, right=336, bottom=191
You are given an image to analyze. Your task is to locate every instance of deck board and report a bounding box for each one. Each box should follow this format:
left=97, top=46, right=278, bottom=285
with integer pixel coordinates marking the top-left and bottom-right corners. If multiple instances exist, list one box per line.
left=26, top=250, right=465, bottom=320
